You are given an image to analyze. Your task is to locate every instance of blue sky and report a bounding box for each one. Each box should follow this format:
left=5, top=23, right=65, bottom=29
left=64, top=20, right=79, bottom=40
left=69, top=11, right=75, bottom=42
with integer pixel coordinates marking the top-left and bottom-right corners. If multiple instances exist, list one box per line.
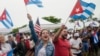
left=0, top=0, right=100, bottom=29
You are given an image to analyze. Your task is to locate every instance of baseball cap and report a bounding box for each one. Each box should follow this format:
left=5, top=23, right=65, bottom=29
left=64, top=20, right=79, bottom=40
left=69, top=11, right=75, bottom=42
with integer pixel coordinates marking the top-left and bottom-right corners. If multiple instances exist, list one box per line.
left=74, top=33, right=79, bottom=37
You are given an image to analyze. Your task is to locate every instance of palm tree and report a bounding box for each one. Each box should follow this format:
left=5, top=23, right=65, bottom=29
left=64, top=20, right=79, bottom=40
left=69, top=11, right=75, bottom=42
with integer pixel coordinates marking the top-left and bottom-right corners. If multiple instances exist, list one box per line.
left=42, top=16, right=61, bottom=24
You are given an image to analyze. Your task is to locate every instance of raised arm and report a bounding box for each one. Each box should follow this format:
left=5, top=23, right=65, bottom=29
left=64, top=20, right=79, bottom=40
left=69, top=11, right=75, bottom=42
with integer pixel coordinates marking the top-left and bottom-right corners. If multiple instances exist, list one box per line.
left=53, top=25, right=65, bottom=42
left=27, top=13, right=38, bottom=44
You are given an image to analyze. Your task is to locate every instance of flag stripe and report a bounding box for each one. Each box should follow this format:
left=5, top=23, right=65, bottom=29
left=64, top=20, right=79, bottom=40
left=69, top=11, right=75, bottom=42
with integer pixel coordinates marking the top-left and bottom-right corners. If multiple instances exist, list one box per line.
left=80, top=0, right=89, bottom=7
left=35, top=26, right=41, bottom=30
left=93, top=33, right=99, bottom=44
left=25, top=0, right=43, bottom=7
left=6, top=10, right=13, bottom=26
left=84, top=9, right=92, bottom=15
left=6, top=17, right=12, bottom=26
left=3, top=19, right=12, bottom=28
left=89, top=3, right=96, bottom=9
left=34, top=18, right=41, bottom=32
left=1, top=21, right=10, bottom=28
left=35, top=25, right=41, bottom=31
left=6, top=15, right=13, bottom=26
left=35, top=27, right=41, bottom=31
left=87, top=7, right=94, bottom=13
left=81, top=12, right=89, bottom=19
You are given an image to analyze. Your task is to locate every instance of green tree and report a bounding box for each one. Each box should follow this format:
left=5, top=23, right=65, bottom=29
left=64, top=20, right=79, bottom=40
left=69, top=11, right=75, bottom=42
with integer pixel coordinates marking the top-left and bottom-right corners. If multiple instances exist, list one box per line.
left=87, top=14, right=98, bottom=21
left=69, top=19, right=76, bottom=23
left=11, top=24, right=27, bottom=33
left=11, top=28, right=19, bottom=33
left=42, top=16, right=61, bottom=24
left=92, top=17, right=98, bottom=21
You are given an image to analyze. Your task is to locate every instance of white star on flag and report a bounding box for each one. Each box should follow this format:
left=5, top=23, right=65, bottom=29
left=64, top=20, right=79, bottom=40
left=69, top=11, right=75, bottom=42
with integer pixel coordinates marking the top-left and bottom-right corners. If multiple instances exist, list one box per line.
left=76, top=8, right=80, bottom=13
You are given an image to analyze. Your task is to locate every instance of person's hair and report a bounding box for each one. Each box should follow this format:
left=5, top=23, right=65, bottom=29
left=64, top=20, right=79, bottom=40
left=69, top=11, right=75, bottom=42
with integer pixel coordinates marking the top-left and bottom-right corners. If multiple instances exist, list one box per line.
left=40, top=29, right=50, bottom=36
left=8, top=35, right=11, bottom=38
left=64, top=27, right=67, bottom=29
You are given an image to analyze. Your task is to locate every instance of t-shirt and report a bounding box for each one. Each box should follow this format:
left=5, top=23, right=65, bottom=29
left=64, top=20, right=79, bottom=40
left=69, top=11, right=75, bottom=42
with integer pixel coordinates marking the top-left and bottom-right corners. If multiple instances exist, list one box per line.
left=54, top=38, right=71, bottom=56
left=25, top=39, right=30, bottom=49
left=70, top=38, right=82, bottom=54
left=0, top=43, right=12, bottom=56
left=37, top=46, right=46, bottom=56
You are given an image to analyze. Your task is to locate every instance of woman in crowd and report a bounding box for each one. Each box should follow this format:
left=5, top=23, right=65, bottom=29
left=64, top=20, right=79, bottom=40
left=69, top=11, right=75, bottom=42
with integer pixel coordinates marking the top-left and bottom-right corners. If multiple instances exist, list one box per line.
left=27, top=13, right=55, bottom=56
left=16, top=36, right=28, bottom=56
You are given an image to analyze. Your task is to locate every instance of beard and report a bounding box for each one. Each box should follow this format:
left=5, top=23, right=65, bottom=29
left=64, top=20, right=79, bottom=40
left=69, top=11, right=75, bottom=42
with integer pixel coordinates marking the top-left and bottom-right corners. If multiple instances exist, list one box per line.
left=62, top=34, right=67, bottom=39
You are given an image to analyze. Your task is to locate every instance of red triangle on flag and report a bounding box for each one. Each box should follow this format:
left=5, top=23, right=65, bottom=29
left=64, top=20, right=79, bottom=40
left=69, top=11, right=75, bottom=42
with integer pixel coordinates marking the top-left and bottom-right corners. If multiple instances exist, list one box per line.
left=24, top=0, right=29, bottom=5
left=0, top=9, right=6, bottom=21
left=70, top=0, right=83, bottom=17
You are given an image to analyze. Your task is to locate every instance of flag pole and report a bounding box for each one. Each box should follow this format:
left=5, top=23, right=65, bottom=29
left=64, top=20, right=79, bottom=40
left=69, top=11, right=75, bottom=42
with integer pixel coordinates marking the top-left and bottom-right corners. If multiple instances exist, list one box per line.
left=24, top=0, right=28, bottom=13
left=64, top=17, right=70, bottom=25
left=74, top=22, right=76, bottom=33
left=25, top=6, right=28, bottom=13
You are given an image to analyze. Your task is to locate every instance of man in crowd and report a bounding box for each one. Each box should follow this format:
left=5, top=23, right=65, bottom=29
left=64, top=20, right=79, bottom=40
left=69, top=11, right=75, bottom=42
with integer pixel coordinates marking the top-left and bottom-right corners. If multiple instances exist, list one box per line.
left=70, top=33, right=82, bottom=56
left=53, top=26, right=72, bottom=56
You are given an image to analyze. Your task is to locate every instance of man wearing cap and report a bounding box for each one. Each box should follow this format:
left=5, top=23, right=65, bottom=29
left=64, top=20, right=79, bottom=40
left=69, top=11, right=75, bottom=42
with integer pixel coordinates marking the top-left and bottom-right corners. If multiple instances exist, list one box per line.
left=70, top=32, right=82, bottom=56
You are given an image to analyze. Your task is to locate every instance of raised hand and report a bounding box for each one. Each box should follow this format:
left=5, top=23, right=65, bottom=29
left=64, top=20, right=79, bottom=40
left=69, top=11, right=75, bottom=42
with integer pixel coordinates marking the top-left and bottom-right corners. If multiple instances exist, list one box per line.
left=27, top=13, right=32, bottom=20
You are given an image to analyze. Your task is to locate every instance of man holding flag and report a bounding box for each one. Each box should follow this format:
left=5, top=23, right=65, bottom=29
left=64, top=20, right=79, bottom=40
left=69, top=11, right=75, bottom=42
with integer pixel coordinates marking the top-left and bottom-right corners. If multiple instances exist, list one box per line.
left=90, top=27, right=99, bottom=56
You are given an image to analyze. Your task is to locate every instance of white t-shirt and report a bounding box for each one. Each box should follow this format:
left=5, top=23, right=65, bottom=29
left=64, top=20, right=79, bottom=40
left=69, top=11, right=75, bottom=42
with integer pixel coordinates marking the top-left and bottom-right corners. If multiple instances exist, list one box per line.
left=37, top=46, right=46, bottom=56
left=70, top=38, right=82, bottom=54
left=0, top=43, right=12, bottom=56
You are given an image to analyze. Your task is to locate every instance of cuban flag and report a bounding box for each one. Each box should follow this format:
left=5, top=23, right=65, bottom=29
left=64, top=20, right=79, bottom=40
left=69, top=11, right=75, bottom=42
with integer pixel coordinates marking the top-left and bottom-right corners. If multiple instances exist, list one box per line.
left=70, top=0, right=96, bottom=20
left=24, top=0, right=43, bottom=7
left=0, top=9, right=13, bottom=29
left=93, top=32, right=99, bottom=44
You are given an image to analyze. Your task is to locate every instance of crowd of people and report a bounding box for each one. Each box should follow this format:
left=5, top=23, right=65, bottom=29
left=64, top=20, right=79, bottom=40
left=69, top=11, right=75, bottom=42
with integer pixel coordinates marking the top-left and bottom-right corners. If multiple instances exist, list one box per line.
left=0, top=13, right=100, bottom=56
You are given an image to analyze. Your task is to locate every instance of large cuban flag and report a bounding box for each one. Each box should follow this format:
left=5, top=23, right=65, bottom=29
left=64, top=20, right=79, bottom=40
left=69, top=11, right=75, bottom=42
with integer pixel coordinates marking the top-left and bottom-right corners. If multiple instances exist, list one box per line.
left=70, top=0, right=96, bottom=20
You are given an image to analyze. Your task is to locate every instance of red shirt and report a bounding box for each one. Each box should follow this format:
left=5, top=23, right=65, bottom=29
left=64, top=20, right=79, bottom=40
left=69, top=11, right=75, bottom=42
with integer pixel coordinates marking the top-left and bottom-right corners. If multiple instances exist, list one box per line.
left=54, top=38, right=71, bottom=56
left=25, top=39, right=30, bottom=49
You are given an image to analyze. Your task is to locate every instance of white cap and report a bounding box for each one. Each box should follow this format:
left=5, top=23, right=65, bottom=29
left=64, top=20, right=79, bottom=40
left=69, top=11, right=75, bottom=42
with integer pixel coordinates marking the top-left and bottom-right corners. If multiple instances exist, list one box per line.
left=74, top=33, right=79, bottom=37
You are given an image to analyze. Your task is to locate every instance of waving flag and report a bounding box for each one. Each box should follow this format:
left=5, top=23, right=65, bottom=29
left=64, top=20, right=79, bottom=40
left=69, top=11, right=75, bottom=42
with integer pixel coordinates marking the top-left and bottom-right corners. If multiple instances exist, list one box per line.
left=70, top=0, right=96, bottom=20
left=34, top=18, right=41, bottom=33
left=93, top=32, right=99, bottom=44
left=70, top=0, right=83, bottom=17
left=0, top=9, right=13, bottom=29
left=24, top=0, right=43, bottom=7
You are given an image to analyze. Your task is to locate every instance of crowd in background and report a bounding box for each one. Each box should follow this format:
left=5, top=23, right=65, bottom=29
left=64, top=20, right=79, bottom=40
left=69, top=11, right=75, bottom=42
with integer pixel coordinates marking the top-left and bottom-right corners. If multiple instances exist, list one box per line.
left=0, top=14, right=100, bottom=56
